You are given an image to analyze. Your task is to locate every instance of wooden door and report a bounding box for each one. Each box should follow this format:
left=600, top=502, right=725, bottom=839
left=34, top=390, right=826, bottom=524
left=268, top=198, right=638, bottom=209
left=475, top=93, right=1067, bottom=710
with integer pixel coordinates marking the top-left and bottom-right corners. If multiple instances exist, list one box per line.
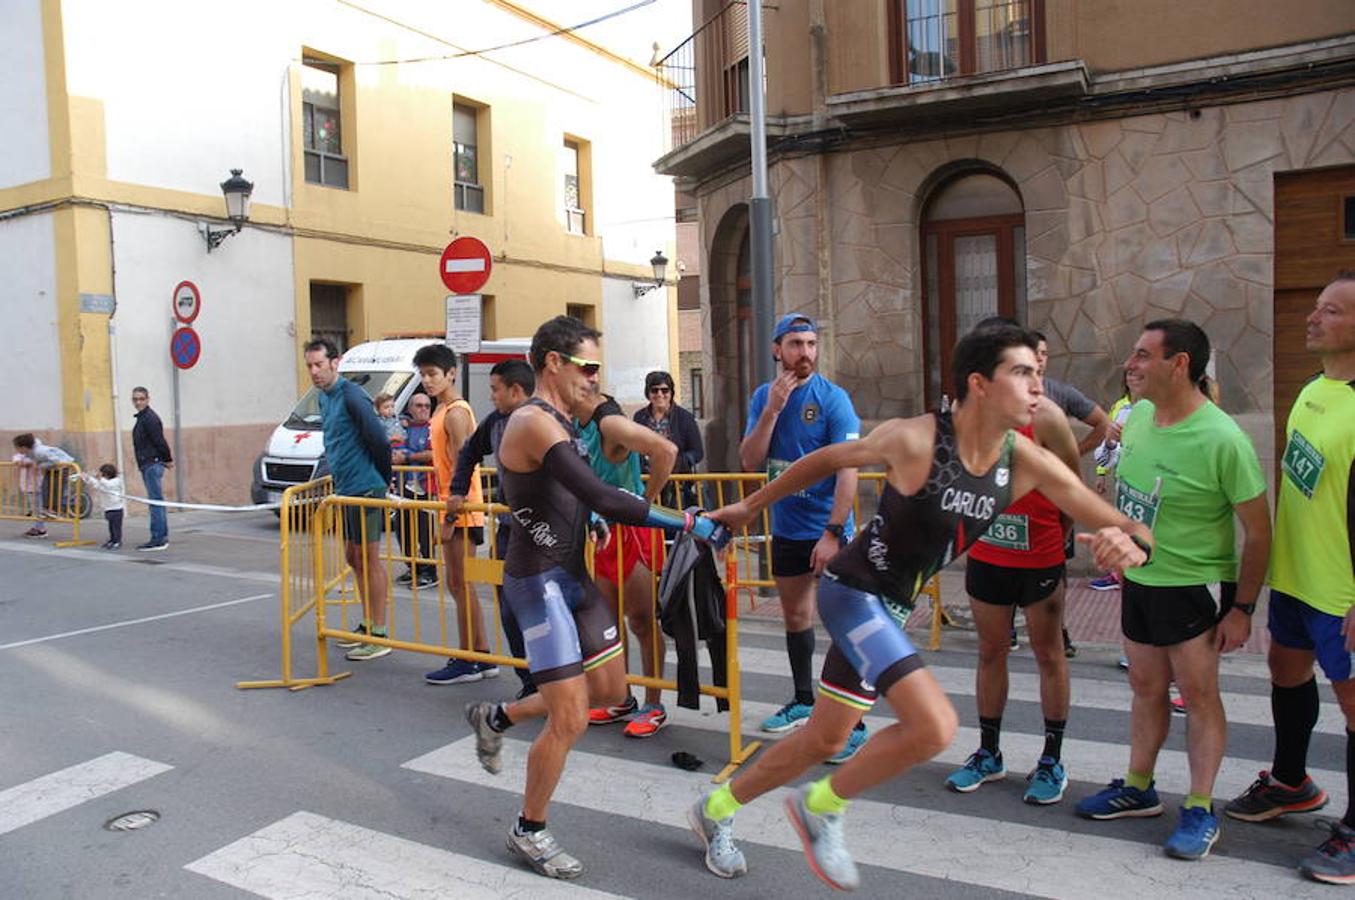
left=1273, top=166, right=1355, bottom=467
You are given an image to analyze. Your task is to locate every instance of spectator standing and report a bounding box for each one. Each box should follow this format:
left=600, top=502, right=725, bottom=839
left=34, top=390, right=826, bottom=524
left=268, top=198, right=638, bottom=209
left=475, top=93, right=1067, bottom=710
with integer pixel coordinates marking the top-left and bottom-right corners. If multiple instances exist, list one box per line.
left=394, top=394, right=436, bottom=588
left=634, top=370, right=703, bottom=508
left=448, top=359, right=536, bottom=696
left=305, top=339, right=394, bottom=662
left=130, top=386, right=172, bottom=551
left=74, top=463, right=125, bottom=549
left=740, top=313, right=867, bottom=763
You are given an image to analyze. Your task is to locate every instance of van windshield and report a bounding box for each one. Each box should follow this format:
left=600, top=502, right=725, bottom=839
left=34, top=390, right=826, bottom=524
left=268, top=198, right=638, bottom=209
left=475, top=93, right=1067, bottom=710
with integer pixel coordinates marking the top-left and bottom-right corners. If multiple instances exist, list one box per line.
left=284, top=371, right=413, bottom=429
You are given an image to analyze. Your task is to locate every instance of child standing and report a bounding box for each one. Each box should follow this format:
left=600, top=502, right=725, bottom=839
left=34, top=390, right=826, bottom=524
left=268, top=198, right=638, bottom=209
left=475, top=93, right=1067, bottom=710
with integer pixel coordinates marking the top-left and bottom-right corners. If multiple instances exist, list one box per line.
left=77, top=463, right=126, bottom=550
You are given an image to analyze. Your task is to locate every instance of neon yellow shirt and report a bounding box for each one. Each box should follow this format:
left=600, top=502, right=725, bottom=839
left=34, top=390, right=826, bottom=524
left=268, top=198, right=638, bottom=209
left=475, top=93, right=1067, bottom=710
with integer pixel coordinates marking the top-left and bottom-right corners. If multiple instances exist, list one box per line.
left=1118, top=400, right=1266, bottom=587
left=1269, top=376, right=1355, bottom=616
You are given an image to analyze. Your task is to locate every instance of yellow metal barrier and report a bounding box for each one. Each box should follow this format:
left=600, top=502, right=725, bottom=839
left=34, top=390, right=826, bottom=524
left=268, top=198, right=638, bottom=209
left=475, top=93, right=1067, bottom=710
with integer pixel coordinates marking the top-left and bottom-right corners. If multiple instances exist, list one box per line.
left=249, top=468, right=952, bottom=778
left=0, top=459, right=96, bottom=547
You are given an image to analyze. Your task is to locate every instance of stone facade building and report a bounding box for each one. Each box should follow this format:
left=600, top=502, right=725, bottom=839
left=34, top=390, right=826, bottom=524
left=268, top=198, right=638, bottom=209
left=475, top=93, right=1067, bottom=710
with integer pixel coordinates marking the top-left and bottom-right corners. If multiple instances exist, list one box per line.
left=655, top=0, right=1355, bottom=477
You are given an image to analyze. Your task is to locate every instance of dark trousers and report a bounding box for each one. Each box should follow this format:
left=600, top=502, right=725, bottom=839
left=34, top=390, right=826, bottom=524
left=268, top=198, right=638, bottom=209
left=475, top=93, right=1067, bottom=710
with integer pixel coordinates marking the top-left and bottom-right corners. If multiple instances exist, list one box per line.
left=105, top=509, right=123, bottom=544
left=494, top=521, right=535, bottom=694
left=396, top=484, right=434, bottom=578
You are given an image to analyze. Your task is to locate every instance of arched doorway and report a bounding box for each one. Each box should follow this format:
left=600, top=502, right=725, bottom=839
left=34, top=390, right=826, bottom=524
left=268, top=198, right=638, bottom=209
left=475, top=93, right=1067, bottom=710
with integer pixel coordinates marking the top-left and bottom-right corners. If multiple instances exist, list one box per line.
left=920, top=170, right=1026, bottom=406
left=706, top=203, right=751, bottom=472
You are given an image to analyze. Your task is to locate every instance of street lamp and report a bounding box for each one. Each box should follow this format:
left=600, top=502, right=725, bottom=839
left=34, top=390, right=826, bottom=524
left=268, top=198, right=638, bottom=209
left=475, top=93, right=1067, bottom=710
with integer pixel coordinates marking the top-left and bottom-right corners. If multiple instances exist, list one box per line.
left=202, top=168, right=254, bottom=252
left=633, top=250, right=669, bottom=297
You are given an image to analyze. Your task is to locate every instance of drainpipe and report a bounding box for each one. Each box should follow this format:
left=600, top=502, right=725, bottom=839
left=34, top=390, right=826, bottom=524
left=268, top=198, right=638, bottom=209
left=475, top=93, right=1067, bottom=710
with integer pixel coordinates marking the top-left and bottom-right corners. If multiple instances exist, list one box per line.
left=106, top=206, right=125, bottom=478
left=748, top=0, right=775, bottom=388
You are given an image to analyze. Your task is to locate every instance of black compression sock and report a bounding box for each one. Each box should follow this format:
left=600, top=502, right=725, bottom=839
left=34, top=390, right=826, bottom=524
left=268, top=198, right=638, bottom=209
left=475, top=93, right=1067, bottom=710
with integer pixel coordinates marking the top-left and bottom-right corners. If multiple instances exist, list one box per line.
left=1271, top=677, right=1319, bottom=786
left=490, top=702, right=513, bottom=733
left=787, top=628, right=816, bottom=705
left=516, top=814, right=546, bottom=834
left=1042, top=719, right=1067, bottom=762
left=1345, top=730, right=1355, bottom=831
left=979, top=716, right=1002, bottom=756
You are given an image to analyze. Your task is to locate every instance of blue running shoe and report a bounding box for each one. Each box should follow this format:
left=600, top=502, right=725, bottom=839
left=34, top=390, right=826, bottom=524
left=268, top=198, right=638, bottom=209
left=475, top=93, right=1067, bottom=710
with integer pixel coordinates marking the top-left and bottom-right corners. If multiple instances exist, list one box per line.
left=760, top=701, right=813, bottom=733
left=687, top=796, right=747, bottom=879
left=945, top=749, right=1006, bottom=793
left=785, top=784, right=860, bottom=891
left=425, top=658, right=482, bottom=685
left=1023, top=756, right=1068, bottom=805
left=1300, top=820, right=1355, bottom=885
left=1076, top=778, right=1165, bottom=820
left=1164, top=806, right=1219, bottom=860
left=826, top=724, right=868, bottom=765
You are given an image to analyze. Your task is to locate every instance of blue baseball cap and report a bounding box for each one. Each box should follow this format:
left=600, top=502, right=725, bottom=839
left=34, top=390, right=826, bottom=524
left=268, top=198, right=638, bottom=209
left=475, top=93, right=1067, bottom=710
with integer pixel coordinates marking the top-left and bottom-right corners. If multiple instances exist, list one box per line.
left=772, top=313, right=818, bottom=342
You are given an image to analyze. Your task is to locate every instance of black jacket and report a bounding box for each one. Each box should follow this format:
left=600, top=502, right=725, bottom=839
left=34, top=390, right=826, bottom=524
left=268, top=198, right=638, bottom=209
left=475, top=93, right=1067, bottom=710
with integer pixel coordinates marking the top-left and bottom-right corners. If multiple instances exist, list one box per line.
left=633, top=403, right=703, bottom=474
left=132, top=406, right=173, bottom=471
left=658, top=532, right=728, bottom=711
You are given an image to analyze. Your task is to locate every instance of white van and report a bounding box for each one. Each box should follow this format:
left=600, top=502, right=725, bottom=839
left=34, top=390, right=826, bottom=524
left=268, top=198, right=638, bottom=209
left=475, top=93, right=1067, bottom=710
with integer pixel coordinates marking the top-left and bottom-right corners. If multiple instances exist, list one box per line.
left=250, top=337, right=529, bottom=507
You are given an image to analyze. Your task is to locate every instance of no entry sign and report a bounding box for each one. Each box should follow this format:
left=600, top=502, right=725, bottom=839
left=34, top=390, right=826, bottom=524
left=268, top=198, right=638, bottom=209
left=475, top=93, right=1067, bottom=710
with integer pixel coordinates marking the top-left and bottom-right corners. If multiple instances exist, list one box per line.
left=439, top=236, right=492, bottom=294
left=170, top=326, right=201, bottom=370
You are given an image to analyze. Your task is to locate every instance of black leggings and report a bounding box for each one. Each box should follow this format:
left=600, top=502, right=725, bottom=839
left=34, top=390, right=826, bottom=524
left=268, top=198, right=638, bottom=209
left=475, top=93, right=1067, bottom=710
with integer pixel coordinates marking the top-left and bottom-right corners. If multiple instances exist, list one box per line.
left=106, top=509, right=123, bottom=544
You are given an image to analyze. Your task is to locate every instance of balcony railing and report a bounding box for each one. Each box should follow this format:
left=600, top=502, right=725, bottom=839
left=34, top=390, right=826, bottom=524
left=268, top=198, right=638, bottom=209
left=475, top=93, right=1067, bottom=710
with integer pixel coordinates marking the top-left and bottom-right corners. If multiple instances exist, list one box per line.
left=654, top=1, right=756, bottom=155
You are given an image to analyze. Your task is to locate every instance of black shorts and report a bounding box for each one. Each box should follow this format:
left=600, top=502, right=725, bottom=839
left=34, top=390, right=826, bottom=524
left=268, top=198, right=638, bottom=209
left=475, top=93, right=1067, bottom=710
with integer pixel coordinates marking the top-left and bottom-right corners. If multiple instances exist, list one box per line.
left=772, top=535, right=843, bottom=578
left=965, top=558, right=1065, bottom=607
left=1122, top=580, right=1236, bottom=647
left=442, top=522, right=485, bottom=546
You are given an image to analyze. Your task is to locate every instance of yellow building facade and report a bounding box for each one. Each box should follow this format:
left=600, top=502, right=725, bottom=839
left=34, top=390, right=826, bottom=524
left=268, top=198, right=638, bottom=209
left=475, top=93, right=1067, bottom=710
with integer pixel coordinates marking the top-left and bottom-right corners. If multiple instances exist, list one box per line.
left=0, top=0, right=678, bottom=504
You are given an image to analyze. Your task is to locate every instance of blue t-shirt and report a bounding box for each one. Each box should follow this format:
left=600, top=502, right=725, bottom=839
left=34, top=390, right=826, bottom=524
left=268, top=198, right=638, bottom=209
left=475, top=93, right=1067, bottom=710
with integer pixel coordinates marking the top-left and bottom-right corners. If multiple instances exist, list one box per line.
left=745, top=373, right=860, bottom=540
left=403, top=422, right=431, bottom=493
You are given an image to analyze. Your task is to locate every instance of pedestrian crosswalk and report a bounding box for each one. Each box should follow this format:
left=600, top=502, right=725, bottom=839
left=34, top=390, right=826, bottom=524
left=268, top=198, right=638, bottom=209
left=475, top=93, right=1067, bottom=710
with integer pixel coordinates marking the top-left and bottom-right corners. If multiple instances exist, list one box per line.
left=2, top=635, right=1343, bottom=898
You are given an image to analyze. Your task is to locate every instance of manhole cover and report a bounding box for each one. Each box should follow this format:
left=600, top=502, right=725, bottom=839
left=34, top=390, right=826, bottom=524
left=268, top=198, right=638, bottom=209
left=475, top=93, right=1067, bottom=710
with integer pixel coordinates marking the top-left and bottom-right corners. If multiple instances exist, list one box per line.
left=104, top=810, right=160, bottom=832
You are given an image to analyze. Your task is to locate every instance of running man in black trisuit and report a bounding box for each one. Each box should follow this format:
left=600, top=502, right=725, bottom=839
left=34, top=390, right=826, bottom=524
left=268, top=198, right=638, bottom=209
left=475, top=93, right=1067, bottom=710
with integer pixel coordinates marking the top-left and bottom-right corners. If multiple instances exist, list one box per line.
left=693, top=324, right=1152, bottom=891
left=461, top=316, right=724, bottom=881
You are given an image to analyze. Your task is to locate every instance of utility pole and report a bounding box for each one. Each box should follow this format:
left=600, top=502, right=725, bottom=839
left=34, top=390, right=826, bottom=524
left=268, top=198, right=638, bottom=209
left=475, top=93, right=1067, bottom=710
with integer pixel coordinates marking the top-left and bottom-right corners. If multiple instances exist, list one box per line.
left=747, top=0, right=775, bottom=388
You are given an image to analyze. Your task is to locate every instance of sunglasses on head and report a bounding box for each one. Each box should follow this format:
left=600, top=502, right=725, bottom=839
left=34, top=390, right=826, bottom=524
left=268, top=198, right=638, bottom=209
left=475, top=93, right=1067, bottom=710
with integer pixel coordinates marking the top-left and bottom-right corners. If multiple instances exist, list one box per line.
left=556, top=351, right=601, bottom=376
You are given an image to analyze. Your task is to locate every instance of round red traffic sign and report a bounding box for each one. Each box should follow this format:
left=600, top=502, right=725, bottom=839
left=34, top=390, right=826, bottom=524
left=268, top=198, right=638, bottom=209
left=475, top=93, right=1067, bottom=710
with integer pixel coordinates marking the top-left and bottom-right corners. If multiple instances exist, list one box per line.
left=439, top=236, right=492, bottom=294
left=172, top=280, right=201, bottom=324
left=170, top=326, right=201, bottom=370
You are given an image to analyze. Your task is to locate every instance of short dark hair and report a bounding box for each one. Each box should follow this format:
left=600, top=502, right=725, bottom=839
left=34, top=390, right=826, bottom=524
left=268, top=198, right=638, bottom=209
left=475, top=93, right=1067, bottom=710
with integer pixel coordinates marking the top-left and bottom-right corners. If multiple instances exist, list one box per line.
left=645, top=370, right=675, bottom=395
left=952, top=324, right=1038, bottom=402
left=972, top=316, right=1022, bottom=332
left=131, top=385, right=149, bottom=397
left=99, top=463, right=118, bottom=478
left=1030, top=330, right=1048, bottom=345
left=303, top=338, right=339, bottom=360
left=491, top=358, right=535, bottom=394
left=1144, top=318, right=1211, bottom=394
left=12, top=433, right=35, bottom=449
left=530, top=315, right=602, bottom=372
left=412, top=343, right=458, bottom=372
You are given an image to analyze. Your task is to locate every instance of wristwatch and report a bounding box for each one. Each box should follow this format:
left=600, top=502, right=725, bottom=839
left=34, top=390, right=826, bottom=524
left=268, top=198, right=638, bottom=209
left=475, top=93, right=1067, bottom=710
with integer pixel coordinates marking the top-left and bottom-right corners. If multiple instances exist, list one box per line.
left=824, top=523, right=845, bottom=541
left=1232, top=601, right=1257, bottom=616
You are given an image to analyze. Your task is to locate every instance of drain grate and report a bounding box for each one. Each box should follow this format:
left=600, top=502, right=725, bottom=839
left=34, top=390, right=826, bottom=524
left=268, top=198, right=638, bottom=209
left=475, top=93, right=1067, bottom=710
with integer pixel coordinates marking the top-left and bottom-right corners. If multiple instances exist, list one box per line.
left=104, top=810, right=160, bottom=832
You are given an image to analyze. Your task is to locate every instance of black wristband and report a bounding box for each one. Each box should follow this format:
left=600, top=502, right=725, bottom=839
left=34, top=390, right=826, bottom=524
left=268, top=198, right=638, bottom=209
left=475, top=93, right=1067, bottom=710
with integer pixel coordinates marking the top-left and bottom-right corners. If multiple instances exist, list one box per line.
left=824, top=523, right=845, bottom=540
left=1232, top=601, right=1257, bottom=616
left=1130, top=534, right=1153, bottom=562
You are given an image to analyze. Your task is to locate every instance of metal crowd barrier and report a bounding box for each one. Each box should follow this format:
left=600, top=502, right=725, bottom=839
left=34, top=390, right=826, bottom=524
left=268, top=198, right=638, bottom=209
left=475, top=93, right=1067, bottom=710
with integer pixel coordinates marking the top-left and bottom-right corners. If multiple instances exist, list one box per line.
left=0, top=459, right=97, bottom=548
left=245, top=466, right=953, bottom=779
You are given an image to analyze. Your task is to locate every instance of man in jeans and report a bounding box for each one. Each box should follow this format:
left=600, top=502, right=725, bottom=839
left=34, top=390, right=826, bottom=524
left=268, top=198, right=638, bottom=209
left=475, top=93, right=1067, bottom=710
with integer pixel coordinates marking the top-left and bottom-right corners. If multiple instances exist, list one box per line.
left=131, top=386, right=172, bottom=551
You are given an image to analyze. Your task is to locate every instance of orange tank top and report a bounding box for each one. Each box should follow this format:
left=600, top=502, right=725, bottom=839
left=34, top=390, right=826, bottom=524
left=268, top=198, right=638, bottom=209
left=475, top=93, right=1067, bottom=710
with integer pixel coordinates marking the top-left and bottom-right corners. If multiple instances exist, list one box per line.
left=430, top=397, right=485, bottom=527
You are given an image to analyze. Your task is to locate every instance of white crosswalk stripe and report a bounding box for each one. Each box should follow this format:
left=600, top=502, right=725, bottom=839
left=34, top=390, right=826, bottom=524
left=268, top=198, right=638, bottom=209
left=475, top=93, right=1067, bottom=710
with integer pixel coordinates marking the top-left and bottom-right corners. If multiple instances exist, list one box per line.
left=0, top=752, right=172, bottom=836
left=185, top=810, right=633, bottom=899
left=405, top=737, right=1336, bottom=900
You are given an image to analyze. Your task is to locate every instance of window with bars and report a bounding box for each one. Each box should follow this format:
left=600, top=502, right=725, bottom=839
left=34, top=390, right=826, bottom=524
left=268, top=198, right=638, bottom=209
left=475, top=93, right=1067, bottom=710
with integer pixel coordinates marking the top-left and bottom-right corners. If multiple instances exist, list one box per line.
left=454, top=102, right=485, bottom=214
left=563, top=140, right=585, bottom=235
left=302, top=59, right=348, bottom=188
left=890, top=0, right=1043, bottom=86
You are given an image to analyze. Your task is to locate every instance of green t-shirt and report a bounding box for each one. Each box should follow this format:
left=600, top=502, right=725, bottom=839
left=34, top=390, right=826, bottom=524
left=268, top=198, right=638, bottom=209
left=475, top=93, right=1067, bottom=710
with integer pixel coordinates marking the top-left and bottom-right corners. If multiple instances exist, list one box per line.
left=1269, top=376, right=1355, bottom=616
left=1117, top=399, right=1266, bottom=587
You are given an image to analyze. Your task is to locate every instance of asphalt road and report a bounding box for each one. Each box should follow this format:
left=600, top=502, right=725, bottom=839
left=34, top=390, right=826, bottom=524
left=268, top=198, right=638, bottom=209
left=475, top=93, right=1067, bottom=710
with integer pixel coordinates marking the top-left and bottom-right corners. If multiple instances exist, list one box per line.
left=0, top=510, right=1341, bottom=899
